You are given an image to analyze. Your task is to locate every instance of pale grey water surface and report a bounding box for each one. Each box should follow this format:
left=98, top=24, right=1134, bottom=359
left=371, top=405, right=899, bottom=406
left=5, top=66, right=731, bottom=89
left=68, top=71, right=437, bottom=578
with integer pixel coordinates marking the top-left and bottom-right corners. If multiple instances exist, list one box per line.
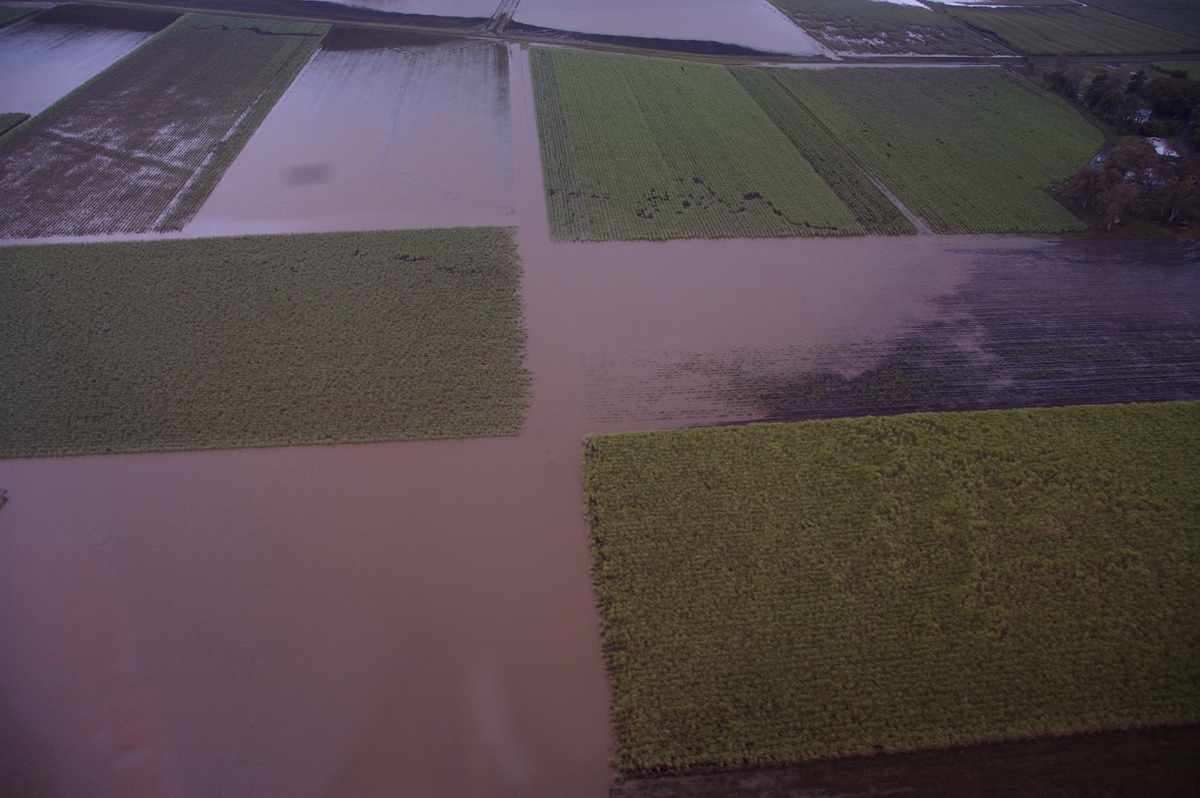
left=0, top=6, right=171, bottom=116
left=189, top=32, right=514, bottom=236
left=513, top=0, right=824, bottom=55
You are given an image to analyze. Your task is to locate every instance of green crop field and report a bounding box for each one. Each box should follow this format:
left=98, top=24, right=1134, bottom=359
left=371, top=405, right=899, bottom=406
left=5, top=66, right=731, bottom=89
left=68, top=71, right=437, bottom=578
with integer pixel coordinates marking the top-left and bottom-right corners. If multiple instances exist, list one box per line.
left=0, top=228, right=530, bottom=457
left=773, top=67, right=1101, bottom=234
left=731, top=68, right=916, bottom=236
left=583, top=402, right=1200, bottom=779
left=942, top=5, right=1200, bottom=55
left=0, top=13, right=328, bottom=238
left=1085, top=0, right=1200, bottom=39
left=530, top=47, right=863, bottom=241
left=768, top=0, right=1010, bottom=55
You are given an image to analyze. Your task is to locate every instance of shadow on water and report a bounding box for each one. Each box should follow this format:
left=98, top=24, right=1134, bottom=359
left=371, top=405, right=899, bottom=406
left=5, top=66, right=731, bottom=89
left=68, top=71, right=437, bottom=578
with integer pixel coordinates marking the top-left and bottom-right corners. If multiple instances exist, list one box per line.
left=188, top=29, right=515, bottom=235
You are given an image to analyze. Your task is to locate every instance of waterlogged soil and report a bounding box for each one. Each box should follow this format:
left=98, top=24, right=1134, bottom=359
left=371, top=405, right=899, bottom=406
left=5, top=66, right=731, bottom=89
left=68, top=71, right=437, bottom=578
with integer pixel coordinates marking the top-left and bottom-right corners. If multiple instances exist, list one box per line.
left=0, top=5, right=177, bottom=116
left=511, top=0, right=824, bottom=56
left=188, top=29, right=514, bottom=236
left=577, top=238, right=1200, bottom=425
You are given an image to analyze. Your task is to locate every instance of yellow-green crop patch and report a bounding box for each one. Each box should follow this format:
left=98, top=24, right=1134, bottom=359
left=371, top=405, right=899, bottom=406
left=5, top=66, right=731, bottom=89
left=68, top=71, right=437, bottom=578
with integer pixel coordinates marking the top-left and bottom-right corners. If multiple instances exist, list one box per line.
left=583, top=402, right=1200, bottom=778
left=531, top=47, right=863, bottom=241
left=774, top=67, right=1101, bottom=234
left=0, top=228, right=529, bottom=457
left=0, top=14, right=328, bottom=238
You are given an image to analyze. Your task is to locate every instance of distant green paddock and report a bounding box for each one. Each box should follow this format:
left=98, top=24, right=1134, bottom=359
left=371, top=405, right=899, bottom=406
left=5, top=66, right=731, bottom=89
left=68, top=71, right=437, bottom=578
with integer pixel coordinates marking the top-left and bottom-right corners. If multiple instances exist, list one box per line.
left=773, top=67, right=1101, bottom=234
left=0, top=113, right=28, bottom=138
left=731, top=68, right=915, bottom=235
left=583, top=402, right=1200, bottom=778
left=531, top=47, right=863, bottom=241
left=1068, top=0, right=1200, bottom=40
left=0, top=228, right=530, bottom=457
left=0, top=6, right=37, bottom=26
left=943, top=5, right=1200, bottom=55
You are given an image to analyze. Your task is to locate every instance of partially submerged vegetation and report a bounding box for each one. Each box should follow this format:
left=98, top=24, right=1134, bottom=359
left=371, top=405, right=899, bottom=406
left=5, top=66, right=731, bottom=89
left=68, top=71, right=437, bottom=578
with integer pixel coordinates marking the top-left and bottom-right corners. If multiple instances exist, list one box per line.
left=530, top=47, right=863, bottom=241
left=0, top=228, right=530, bottom=457
left=583, top=402, right=1200, bottom=779
left=942, top=5, right=1200, bottom=56
left=773, top=67, right=1101, bottom=233
left=767, top=0, right=1010, bottom=56
left=0, top=13, right=328, bottom=237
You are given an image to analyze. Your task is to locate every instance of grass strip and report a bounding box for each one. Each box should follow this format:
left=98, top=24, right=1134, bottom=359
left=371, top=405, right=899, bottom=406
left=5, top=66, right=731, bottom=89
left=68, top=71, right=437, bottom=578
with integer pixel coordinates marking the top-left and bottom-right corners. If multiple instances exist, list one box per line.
left=0, top=228, right=529, bottom=457
left=583, top=401, right=1200, bottom=778
left=731, top=68, right=916, bottom=236
left=530, top=47, right=863, bottom=241
left=0, top=113, right=29, bottom=138
left=773, top=67, right=1100, bottom=234
left=0, top=13, right=328, bottom=238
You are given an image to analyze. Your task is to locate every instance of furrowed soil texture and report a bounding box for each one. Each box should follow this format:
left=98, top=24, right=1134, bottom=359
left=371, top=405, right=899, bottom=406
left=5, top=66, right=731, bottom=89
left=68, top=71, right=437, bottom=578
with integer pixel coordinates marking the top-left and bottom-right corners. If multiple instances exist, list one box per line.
left=773, top=67, right=1100, bottom=234
left=0, top=13, right=328, bottom=238
left=530, top=47, right=862, bottom=241
left=0, top=228, right=529, bottom=457
left=581, top=238, right=1200, bottom=425
left=942, top=5, right=1200, bottom=55
left=582, top=402, right=1200, bottom=779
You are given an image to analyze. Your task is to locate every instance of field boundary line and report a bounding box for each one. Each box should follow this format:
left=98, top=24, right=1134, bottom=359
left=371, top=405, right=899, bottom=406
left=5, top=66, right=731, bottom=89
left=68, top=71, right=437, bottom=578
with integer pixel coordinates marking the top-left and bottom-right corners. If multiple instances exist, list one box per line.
left=764, top=69, right=933, bottom=235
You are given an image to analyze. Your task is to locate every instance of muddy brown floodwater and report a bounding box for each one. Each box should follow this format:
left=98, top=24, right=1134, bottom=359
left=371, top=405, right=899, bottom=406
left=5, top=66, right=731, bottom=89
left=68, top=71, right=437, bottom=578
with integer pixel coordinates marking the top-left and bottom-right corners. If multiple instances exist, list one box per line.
left=2, top=22, right=1199, bottom=798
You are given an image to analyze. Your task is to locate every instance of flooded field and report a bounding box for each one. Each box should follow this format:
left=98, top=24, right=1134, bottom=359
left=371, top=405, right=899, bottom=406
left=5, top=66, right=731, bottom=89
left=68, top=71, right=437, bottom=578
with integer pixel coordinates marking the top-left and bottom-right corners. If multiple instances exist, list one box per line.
left=2, top=14, right=1199, bottom=798
left=512, top=0, right=823, bottom=55
left=189, top=30, right=514, bottom=236
left=301, top=0, right=499, bottom=15
left=0, top=5, right=175, bottom=116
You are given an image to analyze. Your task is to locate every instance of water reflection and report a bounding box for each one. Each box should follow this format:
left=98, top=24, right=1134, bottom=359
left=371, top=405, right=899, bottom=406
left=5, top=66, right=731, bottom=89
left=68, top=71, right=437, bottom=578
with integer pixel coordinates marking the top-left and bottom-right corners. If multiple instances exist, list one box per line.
left=0, top=6, right=175, bottom=116
left=512, top=0, right=823, bottom=55
left=189, top=31, right=514, bottom=236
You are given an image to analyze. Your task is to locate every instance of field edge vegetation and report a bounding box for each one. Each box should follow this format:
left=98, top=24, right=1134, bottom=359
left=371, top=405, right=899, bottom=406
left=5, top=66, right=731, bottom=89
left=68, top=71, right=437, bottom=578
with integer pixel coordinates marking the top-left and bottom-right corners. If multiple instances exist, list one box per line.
left=583, top=401, right=1200, bottom=779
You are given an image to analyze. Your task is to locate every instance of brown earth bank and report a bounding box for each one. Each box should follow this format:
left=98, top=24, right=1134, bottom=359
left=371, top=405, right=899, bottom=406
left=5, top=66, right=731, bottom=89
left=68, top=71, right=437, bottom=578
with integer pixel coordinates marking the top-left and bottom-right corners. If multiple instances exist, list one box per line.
left=612, top=724, right=1200, bottom=798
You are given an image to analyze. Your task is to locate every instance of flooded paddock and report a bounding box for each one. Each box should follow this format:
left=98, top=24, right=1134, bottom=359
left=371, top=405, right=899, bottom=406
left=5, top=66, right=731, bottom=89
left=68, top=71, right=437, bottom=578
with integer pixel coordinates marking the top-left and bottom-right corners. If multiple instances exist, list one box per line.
left=2, top=18, right=1200, bottom=798
left=188, top=30, right=514, bottom=236
left=511, top=0, right=824, bottom=56
left=299, top=0, right=500, bottom=15
left=0, top=5, right=176, bottom=116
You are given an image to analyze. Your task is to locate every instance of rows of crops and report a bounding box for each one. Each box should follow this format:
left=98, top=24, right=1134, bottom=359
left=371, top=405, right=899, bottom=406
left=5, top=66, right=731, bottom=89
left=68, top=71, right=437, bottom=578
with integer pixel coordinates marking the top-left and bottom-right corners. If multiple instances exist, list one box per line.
left=0, top=228, right=530, bottom=457
left=583, top=402, right=1200, bottom=778
left=530, top=47, right=863, bottom=241
left=731, top=68, right=916, bottom=236
left=1084, top=0, right=1200, bottom=39
left=0, top=13, right=328, bottom=238
left=583, top=239, right=1200, bottom=425
left=943, top=5, right=1200, bottom=55
left=766, top=0, right=1009, bottom=55
left=773, top=68, right=1100, bottom=234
